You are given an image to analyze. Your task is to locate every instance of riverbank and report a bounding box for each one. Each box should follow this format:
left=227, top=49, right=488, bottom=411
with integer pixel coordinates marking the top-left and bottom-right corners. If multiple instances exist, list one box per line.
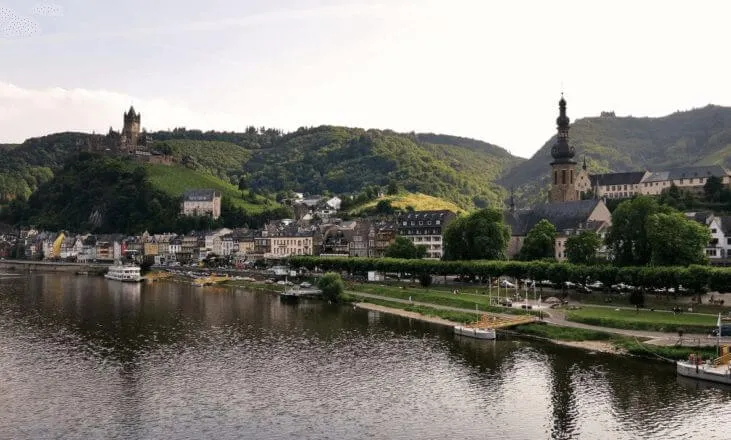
left=352, top=297, right=719, bottom=362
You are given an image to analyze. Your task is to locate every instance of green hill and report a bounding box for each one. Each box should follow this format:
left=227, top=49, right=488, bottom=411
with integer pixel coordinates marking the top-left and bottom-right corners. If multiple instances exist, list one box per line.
left=348, top=192, right=464, bottom=215
left=499, top=105, right=731, bottom=206
left=242, top=126, right=521, bottom=209
left=144, top=163, right=274, bottom=213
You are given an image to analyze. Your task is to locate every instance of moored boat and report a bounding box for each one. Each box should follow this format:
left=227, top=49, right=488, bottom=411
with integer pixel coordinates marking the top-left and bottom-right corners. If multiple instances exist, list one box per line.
left=104, top=262, right=143, bottom=283
left=676, top=347, right=731, bottom=385
left=454, top=325, right=497, bottom=340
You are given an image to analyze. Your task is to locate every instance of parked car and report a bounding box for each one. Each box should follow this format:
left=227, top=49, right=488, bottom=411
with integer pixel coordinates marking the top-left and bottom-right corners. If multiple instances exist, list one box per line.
left=588, top=281, right=604, bottom=290
left=499, top=279, right=516, bottom=288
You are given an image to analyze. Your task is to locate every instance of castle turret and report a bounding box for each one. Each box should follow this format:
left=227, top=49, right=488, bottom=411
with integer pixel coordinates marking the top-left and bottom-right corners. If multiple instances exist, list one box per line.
left=549, top=94, right=579, bottom=203
left=121, top=106, right=141, bottom=152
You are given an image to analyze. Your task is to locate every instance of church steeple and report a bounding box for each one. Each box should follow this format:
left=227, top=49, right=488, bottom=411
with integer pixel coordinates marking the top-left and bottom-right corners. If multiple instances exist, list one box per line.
left=550, top=94, right=576, bottom=165
left=548, top=94, right=579, bottom=203
left=582, top=155, right=587, bottom=171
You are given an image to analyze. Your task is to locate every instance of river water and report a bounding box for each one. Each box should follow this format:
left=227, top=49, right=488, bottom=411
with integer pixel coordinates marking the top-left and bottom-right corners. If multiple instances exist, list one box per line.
left=0, top=273, right=729, bottom=440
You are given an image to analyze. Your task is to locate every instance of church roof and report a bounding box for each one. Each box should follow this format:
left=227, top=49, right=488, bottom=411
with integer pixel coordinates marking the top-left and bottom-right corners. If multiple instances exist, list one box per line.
left=183, top=189, right=220, bottom=201
left=589, top=172, right=647, bottom=187
left=505, top=199, right=602, bottom=236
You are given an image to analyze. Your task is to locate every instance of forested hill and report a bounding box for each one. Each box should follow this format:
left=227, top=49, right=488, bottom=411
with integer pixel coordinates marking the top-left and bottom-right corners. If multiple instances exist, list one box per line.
left=0, top=126, right=523, bottom=210
left=239, top=127, right=521, bottom=209
left=499, top=105, right=731, bottom=205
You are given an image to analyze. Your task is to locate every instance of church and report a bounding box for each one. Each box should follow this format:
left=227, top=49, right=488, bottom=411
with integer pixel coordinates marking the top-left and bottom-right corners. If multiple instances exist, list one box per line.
left=504, top=96, right=612, bottom=260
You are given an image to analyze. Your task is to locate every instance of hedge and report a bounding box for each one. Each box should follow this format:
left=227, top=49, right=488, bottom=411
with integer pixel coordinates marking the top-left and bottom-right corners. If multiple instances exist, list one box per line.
left=287, top=256, right=731, bottom=294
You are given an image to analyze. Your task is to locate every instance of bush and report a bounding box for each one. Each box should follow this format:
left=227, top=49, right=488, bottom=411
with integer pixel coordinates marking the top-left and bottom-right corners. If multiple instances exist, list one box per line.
left=418, top=272, right=432, bottom=288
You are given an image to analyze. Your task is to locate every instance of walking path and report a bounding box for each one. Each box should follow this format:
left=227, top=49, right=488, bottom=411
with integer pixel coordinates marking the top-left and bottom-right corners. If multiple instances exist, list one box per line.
left=347, top=290, right=731, bottom=347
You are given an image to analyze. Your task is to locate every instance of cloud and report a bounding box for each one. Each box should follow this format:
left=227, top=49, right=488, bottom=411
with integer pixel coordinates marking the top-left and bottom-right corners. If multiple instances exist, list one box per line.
left=0, top=6, right=41, bottom=38
left=0, top=82, right=250, bottom=143
left=30, top=2, right=64, bottom=17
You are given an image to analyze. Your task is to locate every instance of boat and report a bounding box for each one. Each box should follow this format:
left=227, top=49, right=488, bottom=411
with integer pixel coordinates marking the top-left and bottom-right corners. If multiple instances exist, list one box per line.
left=676, top=352, right=731, bottom=385
left=104, top=262, right=143, bottom=282
left=454, top=325, right=496, bottom=340
left=676, top=314, right=731, bottom=385
left=280, top=285, right=323, bottom=301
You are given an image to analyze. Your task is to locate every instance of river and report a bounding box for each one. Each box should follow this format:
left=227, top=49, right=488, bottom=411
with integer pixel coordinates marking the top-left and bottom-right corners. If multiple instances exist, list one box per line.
left=0, top=273, right=729, bottom=439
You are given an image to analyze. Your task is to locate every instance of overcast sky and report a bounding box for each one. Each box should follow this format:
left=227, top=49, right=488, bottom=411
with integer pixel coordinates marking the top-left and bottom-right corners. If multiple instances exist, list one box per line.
left=1, top=0, right=729, bottom=158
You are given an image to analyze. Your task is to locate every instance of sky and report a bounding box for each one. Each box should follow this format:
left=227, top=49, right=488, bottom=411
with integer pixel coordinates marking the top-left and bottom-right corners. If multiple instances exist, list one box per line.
left=1, top=0, right=730, bottom=158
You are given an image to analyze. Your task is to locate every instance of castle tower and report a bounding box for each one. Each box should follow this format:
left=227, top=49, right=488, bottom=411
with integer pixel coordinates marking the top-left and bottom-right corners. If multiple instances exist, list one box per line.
left=548, top=95, right=578, bottom=203
left=121, top=106, right=141, bottom=152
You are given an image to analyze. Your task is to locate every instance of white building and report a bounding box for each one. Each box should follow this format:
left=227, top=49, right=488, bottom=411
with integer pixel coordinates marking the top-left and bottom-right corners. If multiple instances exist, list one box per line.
left=181, top=189, right=222, bottom=219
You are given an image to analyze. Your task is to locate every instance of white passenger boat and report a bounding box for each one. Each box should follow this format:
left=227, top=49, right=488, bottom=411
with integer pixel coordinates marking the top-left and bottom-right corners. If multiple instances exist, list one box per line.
left=454, top=325, right=496, bottom=340
left=104, top=262, right=143, bottom=282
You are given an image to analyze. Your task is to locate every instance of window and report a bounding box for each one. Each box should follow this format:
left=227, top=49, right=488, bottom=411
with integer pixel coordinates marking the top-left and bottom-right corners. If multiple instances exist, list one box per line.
left=562, top=170, right=567, bottom=184
left=418, top=221, right=423, bottom=225
left=427, top=221, right=432, bottom=225
left=554, top=171, right=558, bottom=185
left=436, top=220, right=441, bottom=225
left=711, top=229, right=717, bottom=234
left=727, top=238, right=731, bottom=245
left=706, top=249, right=717, bottom=257
left=570, top=169, right=574, bottom=184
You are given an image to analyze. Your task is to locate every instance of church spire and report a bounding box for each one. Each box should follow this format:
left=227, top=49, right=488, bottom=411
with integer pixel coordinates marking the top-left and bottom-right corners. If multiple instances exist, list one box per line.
left=550, top=94, right=576, bottom=164
left=582, top=154, right=587, bottom=171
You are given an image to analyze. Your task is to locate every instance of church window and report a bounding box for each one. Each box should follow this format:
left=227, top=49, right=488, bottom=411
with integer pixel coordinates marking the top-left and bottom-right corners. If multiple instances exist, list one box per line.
left=554, top=171, right=558, bottom=185
left=562, top=170, right=567, bottom=184
left=570, top=169, right=574, bottom=184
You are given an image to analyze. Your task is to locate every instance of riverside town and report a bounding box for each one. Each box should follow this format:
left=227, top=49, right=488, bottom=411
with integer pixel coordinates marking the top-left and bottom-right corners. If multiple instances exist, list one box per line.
left=2, top=3, right=731, bottom=438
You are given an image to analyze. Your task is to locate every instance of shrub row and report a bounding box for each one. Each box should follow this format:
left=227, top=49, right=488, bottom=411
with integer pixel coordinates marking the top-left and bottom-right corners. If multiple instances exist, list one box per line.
left=288, top=256, right=731, bottom=293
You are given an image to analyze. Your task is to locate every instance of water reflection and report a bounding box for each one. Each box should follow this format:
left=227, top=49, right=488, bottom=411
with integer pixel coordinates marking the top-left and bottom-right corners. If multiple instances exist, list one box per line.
left=0, top=274, right=729, bottom=440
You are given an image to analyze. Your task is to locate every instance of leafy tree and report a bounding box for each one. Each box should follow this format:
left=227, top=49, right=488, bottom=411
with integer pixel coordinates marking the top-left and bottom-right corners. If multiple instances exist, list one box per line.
left=317, top=272, right=345, bottom=302
left=703, top=175, right=724, bottom=202
left=658, top=184, right=698, bottom=211
left=418, top=272, right=433, bottom=288
left=629, top=289, right=645, bottom=309
left=606, top=196, right=671, bottom=266
left=442, top=208, right=510, bottom=260
left=646, top=212, right=710, bottom=266
left=518, top=219, right=556, bottom=261
left=565, top=230, right=602, bottom=265
left=384, top=236, right=427, bottom=259
left=386, top=180, right=400, bottom=195
left=375, top=200, right=393, bottom=214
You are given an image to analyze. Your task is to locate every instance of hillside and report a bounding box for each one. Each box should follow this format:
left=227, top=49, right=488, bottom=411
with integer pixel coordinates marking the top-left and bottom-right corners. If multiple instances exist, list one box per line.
left=241, top=126, right=521, bottom=209
left=144, top=163, right=274, bottom=213
left=0, top=127, right=521, bottom=212
left=499, top=105, right=731, bottom=206
left=348, top=193, right=464, bottom=215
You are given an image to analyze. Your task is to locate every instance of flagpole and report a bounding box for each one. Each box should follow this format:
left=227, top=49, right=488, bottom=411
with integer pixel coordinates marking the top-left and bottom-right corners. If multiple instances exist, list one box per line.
left=718, top=313, right=722, bottom=357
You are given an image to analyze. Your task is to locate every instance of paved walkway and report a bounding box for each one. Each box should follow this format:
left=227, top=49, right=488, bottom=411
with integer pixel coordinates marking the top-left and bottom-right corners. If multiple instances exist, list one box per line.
left=347, top=290, right=731, bottom=347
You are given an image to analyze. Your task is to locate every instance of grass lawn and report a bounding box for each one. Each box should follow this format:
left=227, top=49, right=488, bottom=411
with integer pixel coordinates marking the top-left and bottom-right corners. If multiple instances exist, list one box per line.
left=569, top=291, right=731, bottom=315
left=565, top=305, right=718, bottom=333
left=357, top=297, right=477, bottom=324
left=145, top=164, right=274, bottom=213
left=349, top=283, right=539, bottom=317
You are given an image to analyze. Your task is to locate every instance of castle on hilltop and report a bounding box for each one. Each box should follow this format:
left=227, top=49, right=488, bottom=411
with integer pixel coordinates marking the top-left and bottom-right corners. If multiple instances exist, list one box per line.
left=86, top=106, right=172, bottom=164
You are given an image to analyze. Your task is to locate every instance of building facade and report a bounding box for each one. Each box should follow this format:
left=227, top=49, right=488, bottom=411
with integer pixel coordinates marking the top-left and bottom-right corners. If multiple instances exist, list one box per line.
left=181, top=189, right=222, bottom=219
left=397, top=210, right=456, bottom=259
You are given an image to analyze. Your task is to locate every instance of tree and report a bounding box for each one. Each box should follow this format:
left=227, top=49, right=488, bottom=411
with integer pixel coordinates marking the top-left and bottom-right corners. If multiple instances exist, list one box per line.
left=418, top=272, right=432, bottom=288
left=565, top=230, right=602, bottom=265
left=703, top=175, right=724, bottom=202
left=384, top=236, right=427, bottom=259
left=646, top=212, right=710, bottom=266
left=518, top=219, right=556, bottom=261
left=606, top=196, right=671, bottom=266
left=375, top=199, right=393, bottom=215
left=443, top=208, right=510, bottom=260
left=629, top=289, right=645, bottom=310
left=386, top=180, right=400, bottom=195
left=318, top=272, right=345, bottom=302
